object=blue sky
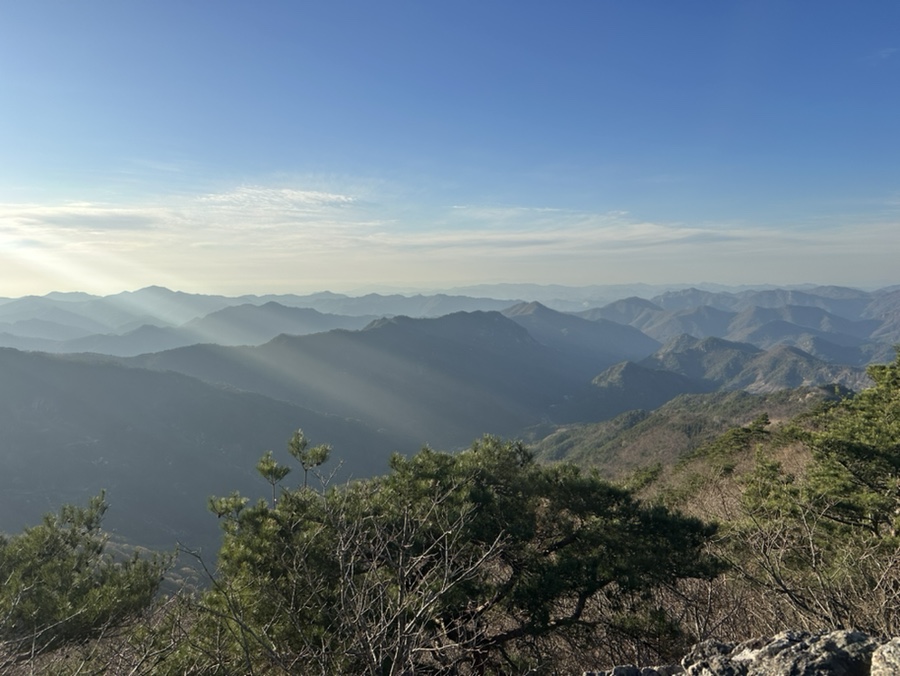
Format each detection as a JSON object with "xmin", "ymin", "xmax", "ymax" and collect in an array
[{"xmin": 1, "ymin": 1, "xmax": 898, "ymax": 296}]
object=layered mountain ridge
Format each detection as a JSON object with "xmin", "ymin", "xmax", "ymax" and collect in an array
[{"xmin": 0, "ymin": 283, "xmax": 896, "ymax": 552}]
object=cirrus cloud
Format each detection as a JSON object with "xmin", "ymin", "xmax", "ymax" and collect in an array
[{"xmin": 0, "ymin": 182, "xmax": 898, "ymax": 295}]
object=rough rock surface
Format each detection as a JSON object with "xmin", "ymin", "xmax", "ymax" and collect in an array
[
  {"xmin": 584, "ymin": 666, "xmax": 683, "ymax": 676},
  {"xmin": 586, "ymin": 630, "xmax": 900, "ymax": 676},
  {"xmin": 682, "ymin": 630, "xmax": 878, "ymax": 675},
  {"xmin": 872, "ymin": 638, "xmax": 900, "ymax": 676}
]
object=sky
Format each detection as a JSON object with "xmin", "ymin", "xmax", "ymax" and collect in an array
[{"xmin": 1, "ymin": 1, "xmax": 898, "ymax": 297}]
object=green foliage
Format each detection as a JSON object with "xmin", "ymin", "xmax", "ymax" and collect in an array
[
  {"xmin": 690, "ymin": 413, "xmax": 770, "ymax": 463},
  {"xmin": 256, "ymin": 450, "xmax": 291, "ymax": 503},
  {"xmin": 803, "ymin": 352, "xmax": 900, "ymax": 537},
  {"xmin": 287, "ymin": 428, "xmax": 331, "ymax": 487},
  {"xmin": 623, "ymin": 462, "xmax": 664, "ymax": 492},
  {"xmin": 720, "ymin": 350, "xmax": 900, "ymax": 634},
  {"xmin": 179, "ymin": 436, "xmax": 720, "ymax": 674},
  {"xmin": 532, "ymin": 388, "xmax": 831, "ymax": 480},
  {"xmin": 0, "ymin": 494, "xmax": 166, "ymax": 664}
]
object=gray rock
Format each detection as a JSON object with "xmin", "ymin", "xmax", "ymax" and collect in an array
[
  {"xmin": 601, "ymin": 630, "xmax": 900, "ymax": 676},
  {"xmin": 582, "ymin": 665, "xmax": 684, "ymax": 676},
  {"xmin": 681, "ymin": 630, "xmax": 879, "ymax": 675},
  {"xmin": 872, "ymin": 638, "xmax": 900, "ymax": 676},
  {"xmin": 643, "ymin": 667, "xmax": 684, "ymax": 676},
  {"xmin": 682, "ymin": 639, "xmax": 745, "ymax": 675},
  {"xmin": 745, "ymin": 630, "xmax": 877, "ymax": 675},
  {"xmin": 582, "ymin": 667, "xmax": 642, "ymax": 676}
]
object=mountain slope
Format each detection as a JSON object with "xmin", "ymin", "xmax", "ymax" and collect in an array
[
  {"xmin": 641, "ymin": 336, "xmax": 764, "ymax": 383},
  {"xmin": 0, "ymin": 303, "xmax": 376, "ymax": 357},
  {"xmin": 128, "ymin": 311, "xmax": 584, "ymax": 449},
  {"xmin": 502, "ymin": 301, "xmax": 659, "ymax": 372},
  {"xmin": 532, "ymin": 386, "xmax": 842, "ymax": 478},
  {"xmin": 577, "ymin": 296, "xmax": 663, "ymax": 325},
  {"xmin": 550, "ymin": 337, "xmax": 870, "ymax": 427},
  {"xmin": 0, "ymin": 348, "xmax": 405, "ymax": 553},
  {"xmin": 640, "ymin": 336, "xmax": 870, "ymax": 392},
  {"xmin": 181, "ymin": 301, "xmax": 372, "ymax": 344},
  {"xmin": 727, "ymin": 305, "xmax": 879, "ymax": 340},
  {"xmin": 635, "ymin": 305, "xmax": 736, "ymax": 342},
  {"xmin": 550, "ymin": 361, "xmax": 712, "ymax": 424},
  {"xmin": 259, "ymin": 292, "xmax": 519, "ymax": 317}
]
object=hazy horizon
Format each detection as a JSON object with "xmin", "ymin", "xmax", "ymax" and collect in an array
[
  {"xmin": 2, "ymin": 280, "xmax": 897, "ymax": 306},
  {"xmin": 2, "ymin": 2, "xmax": 899, "ymax": 297}
]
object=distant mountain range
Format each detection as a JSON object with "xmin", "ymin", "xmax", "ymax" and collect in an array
[
  {"xmin": 1, "ymin": 284, "xmax": 898, "ymax": 361},
  {"xmin": 502, "ymin": 301, "xmax": 660, "ymax": 374},
  {"xmin": 125, "ymin": 310, "xmax": 587, "ymax": 449},
  {"xmin": 0, "ymin": 283, "xmax": 896, "ymax": 553},
  {"xmin": 580, "ymin": 289, "xmax": 899, "ymax": 366},
  {"xmin": 117, "ymin": 306, "xmax": 870, "ymax": 446},
  {"xmin": 0, "ymin": 303, "xmax": 375, "ymax": 357}
]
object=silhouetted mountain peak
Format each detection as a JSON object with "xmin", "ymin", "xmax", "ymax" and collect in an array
[
  {"xmin": 595, "ymin": 360, "xmax": 644, "ymax": 382},
  {"xmin": 501, "ymin": 301, "xmax": 552, "ymax": 317},
  {"xmin": 590, "ymin": 360, "xmax": 708, "ymax": 397},
  {"xmin": 657, "ymin": 334, "xmax": 760, "ymax": 356},
  {"xmin": 657, "ymin": 334, "xmax": 701, "ymax": 353},
  {"xmin": 607, "ymin": 296, "xmax": 662, "ymax": 311},
  {"xmin": 363, "ymin": 310, "xmax": 537, "ymax": 347}
]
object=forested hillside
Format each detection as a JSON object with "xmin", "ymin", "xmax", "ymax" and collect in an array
[
  {"xmin": 2, "ymin": 351, "xmax": 899, "ymax": 673},
  {"xmin": 0, "ymin": 348, "xmax": 405, "ymax": 553},
  {"xmin": 532, "ymin": 386, "xmax": 843, "ymax": 477}
]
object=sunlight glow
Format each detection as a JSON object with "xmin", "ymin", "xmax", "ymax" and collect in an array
[{"xmin": 2, "ymin": 188, "xmax": 898, "ymax": 296}]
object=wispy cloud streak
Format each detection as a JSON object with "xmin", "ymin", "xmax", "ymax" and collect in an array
[{"xmin": 0, "ymin": 183, "xmax": 898, "ymax": 295}]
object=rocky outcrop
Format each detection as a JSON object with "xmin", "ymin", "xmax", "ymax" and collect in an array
[
  {"xmin": 682, "ymin": 630, "xmax": 878, "ymax": 675},
  {"xmin": 872, "ymin": 639, "xmax": 900, "ymax": 674},
  {"xmin": 585, "ymin": 630, "xmax": 900, "ymax": 676}
]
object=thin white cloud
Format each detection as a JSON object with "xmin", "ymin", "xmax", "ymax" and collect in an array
[
  {"xmin": 0, "ymin": 183, "xmax": 898, "ymax": 295},
  {"xmin": 196, "ymin": 185, "xmax": 355, "ymax": 209},
  {"xmin": 862, "ymin": 47, "xmax": 898, "ymax": 65},
  {"xmin": 0, "ymin": 202, "xmax": 157, "ymax": 230}
]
